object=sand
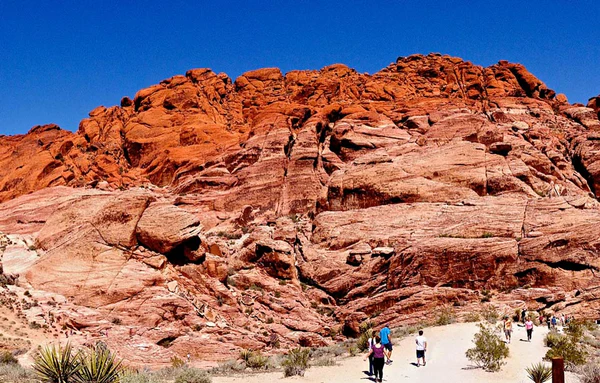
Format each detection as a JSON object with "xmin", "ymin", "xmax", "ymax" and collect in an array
[{"xmin": 214, "ymin": 322, "xmax": 578, "ymax": 383}]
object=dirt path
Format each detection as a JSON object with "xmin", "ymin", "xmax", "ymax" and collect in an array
[{"xmin": 214, "ymin": 322, "xmax": 578, "ymax": 383}]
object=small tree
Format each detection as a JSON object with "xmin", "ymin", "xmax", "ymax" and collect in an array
[{"xmin": 465, "ymin": 323, "xmax": 509, "ymax": 371}]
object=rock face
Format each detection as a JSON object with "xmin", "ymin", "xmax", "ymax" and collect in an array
[{"xmin": 1, "ymin": 53, "xmax": 600, "ymax": 367}]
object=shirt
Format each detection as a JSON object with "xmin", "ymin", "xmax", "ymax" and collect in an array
[
  {"xmin": 504, "ymin": 321, "xmax": 512, "ymax": 330},
  {"xmin": 372, "ymin": 344, "xmax": 386, "ymax": 359},
  {"xmin": 416, "ymin": 335, "xmax": 427, "ymax": 351},
  {"xmin": 525, "ymin": 321, "xmax": 534, "ymax": 330},
  {"xmin": 380, "ymin": 327, "xmax": 391, "ymax": 345}
]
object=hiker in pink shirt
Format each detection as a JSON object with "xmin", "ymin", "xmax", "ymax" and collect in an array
[{"xmin": 525, "ymin": 317, "xmax": 534, "ymax": 342}]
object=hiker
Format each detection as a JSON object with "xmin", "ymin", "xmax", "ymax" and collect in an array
[
  {"xmin": 551, "ymin": 315, "xmax": 557, "ymax": 329},
  {"xmin": 503, "ymin": 316, "xmax": 513, "ymax": 343},
  {"xmin": 364, "ymin": 335, "xmax": 387, "ymax": 383},
  {"xmin": 560, "ymin": 313, "xmax": 566, "ymax": 326},
  {"xmin": 416, "ymin": 330, "xmax": 427, "ymax": 367},
  {"xmin": 380, "ymin": 325, "xmax": 393, "ymax": 364},
  {"xmin": 521, "ymin": 308, "xmax": 526, "ymax": 323},
  {"xmin": 525, "ymin": 317, "xmax": 534, "ymax": 341},
  {"xmin": 547, "ymin": 315, "xmax": 552, "ymax": 330},
  {"xmin": 367, "ymin": 332, "xmax": 375, "ymax": 376}
]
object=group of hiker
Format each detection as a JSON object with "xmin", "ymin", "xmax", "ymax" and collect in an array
[
  {"xmin": 364, "ymin": 326, "xmax": 427, "ymax": 382},
  {"xmin": 503, "ymin": 309, "xmax": 573, "ymax": 344}
]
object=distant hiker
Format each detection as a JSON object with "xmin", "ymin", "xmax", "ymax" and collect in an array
[
  {"xmin": 503, "ymin": 317, "xmax": 512, "ymax": 343},
  {"xmin": 551, "ymin": 315, "xmax": 557, "ymax": 329},
  {"xmin": 367, "ymin": 333, "xmax": 375, "ymax": 376},
  {"xmin": 364, "ymin": 335, "xmax": 387, "ymax": 383},
  {"xmin": 379, "ymin": 326, "xmax": 393, "ymax": 364},
  {"xmin": 416, "ymin": 330, "xmax": 428, "ymax": 367},
  {"xmin": 525, "ymin": 318, "xmax": 534, "ymax": 341},
  {"xmin": 560, "ymin": 313, "xmax": 566, "ymax": 326},
  {"xmin": 547, "ymin": 315, "xmax": 552, "ymax": 330},
  {"xmin": 521, "ymin": 308, "xmax": 526, "ymax": 323}
]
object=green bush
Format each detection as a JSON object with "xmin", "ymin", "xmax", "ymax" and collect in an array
[
  {"xmin": 465, "ymin": 323, "xmax": 509, "ymax": 371},
  {"xmin": 174, "ymin": 368, "xmax": 212, "ymax": 383},
  {"xmin": 0, "ymin": 350, "xmax": 18, "ymax": 365},
  {"xmin": 544, "ymin": 336, "xmax": 587, "ymax": 369},
  {"xmin": 34, "ymin": 343, "xmax": 81, "ymax": 383},
  {"xmin": 435, "ymin": 306, "xmax": 455, "ymax": 326},
  {"xmin": 525, "ymin": 362, "xmax": 552, "ymax": 383},
  {"xmin": 171, "ymin": 356, "xmax": 186, "ymax": 368},
  {"xmin": 464, "ymin": 312, "xmax": 481, "ymax": 323},
  {"xmin": 282, "ymin": 348, "xmax": 310, "ymax": 377},
  {"xmin": 74, "ymin": 344, "xmax": 123, "ymax": 383},
  {"xmin": 356, "ymin": 329, "xmax": 374, "ymax": 352},
  {"xmin": 544, "ymin": 330, "xmax": 562, "ymax": 348},
  {"xmin": 245, "ymin": 352, "xmax": 268, "ymax": 369}
]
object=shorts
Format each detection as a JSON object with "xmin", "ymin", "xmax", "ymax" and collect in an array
[
  {"xmin": 504, "ymin": 330, "xmax": 512, "ymax": 337},
  {"xmin": 383, "ymin": 342, "xmax": 393, "ymax": 351},
  {"xmin": 416, "ymin": 350, "xmax": 425, "ymax": 358}
]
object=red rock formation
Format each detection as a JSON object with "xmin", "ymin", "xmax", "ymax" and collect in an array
[{"xmin": 0, "ymin": 53, "xmax": 600, "ymax": 366}]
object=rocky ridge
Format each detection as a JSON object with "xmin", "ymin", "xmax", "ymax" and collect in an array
[{"xmin": 1, "ymin": 54, "xmax": 600, "ymax": 367}]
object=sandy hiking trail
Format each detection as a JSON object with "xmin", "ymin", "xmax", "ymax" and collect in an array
[{"xmin": 214, "ymin": 322, "xmax": 578, "ymax": 383}]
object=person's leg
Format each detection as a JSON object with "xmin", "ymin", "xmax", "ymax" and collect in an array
[
  {"xmin": 369, "ymin": 355, "xmax": 374, "ymax": 376},
  {"xmin": 374, "ymin": 358, "xmax": 384, "ymax": 381},
  {"xmin": 423, "ymin": 351, "xmax": 426, "ymax": 366}
]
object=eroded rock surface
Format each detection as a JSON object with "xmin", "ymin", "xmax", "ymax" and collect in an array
[{"xmin": 1, "ymin": 54, "xmax": 600, "ymax": 367}]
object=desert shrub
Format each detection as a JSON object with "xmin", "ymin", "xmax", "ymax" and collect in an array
[
  {"xmin": 246, "ymin": 352, "xmax": 268, "ymax": 369},
  {"xmin": 34, "ymin": 343, "xmax": 81, "ymax": 383},
  {"xmin": 465, "ymin": 323, "xmax": 509, "ymax": 371},
  {"xmin": 435, "ymin": 306, "xmax": 455, "ymax": 326},
  {"xmin": 578, "ymin": 363, "xmax": 600, "ymax": 383},
  {"xmin": 357, "ymin": 329, "xmax": 374, "ymax": 352},
  {"xmin": 310, "ymin": 356, "xmax": 336, "ymax": 367},
  {"xmin": 544, "ymin": 330, "xmax": 562, "ymax": 348},
  {"xmin": 525, "ymin": 362, "xmax": 552, "ymax": 383},
  {"xmin": 565, "ymin": 319, "xmax": 589, "ymax": 342},
  {"xmin": 238, "ymin": 349, "xmax": 269, "ymax": 369},
  {"xmin": 0, "ymin": 350, "xmax": 18, "ymax": 365},
  {"xmin": 0, "ymin": 363, "xmax": 38, "ymax": 383},
  {"xmin": 210, "ymin": 359, "xmax": 245, "ymax": 375},
  {"xmin": 174, "ymin": 368, "xmax": 211, "ymax": 383},
  {"xmin": 480, "ymin": 289, "xmax": 492, "ymax": 303},
  {"xmin": 544, "ymin": 335, "xmax": 587, "ymax": 369},
  {"xmin": 464, "ymin": 312, "xmax": 481, "ymax": 323},
  {"xmin": 171, "ymin": 356, "xmax": 186, "ymax": 368},
  {"xmin": 119, "ymin": 370, "xmax": 161, "ymax": 383},
  {"xmin": 481, "ymin": 304, "xmax": 499, "ymax": 324},
  {"xmin": 74, "ymin": 343, "xmax": 123, "ymax": 383},
  {"xmin": 282, "ymin": 348, "xmax": 310, "ymax": 377}
]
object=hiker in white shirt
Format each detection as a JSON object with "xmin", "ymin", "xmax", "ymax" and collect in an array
[{"xmin": 416, "ymin": 330, "xmax": 427, "ymax": 367}]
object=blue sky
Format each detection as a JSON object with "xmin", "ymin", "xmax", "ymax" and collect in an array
[{"xmin": 1, "ymin": 1, "xmax": 599, "ymax": 135}]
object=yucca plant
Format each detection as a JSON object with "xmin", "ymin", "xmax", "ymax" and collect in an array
[
  {"xmin": 74, "ymin": 344, "xmax": 123, "ymax": 383},
  {"xmin": 34, "ymin": 343, "xmax": 80, "ymax": 383},
  {"xmin": 282, "ymin": 347, "xmax": 310, "ymax": 377},
  {"xmin": 526, "ymin": 362, "xmax": 552, "ymax": 383}
]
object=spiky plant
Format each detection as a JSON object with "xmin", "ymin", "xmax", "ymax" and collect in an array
[
  {"xmin": 34, "ymin": 343, "xmax": 80, "ymax": 383},
  {"xmin": 526, "ymin": 362, "xmax": 552, "ymax": 383},
  {"xmin": 282, "ymin": 347, "xmax": 310, "ymax": 377},
  {"xmin": 74, "ymin": 344, "xmax": 123, "ymax": 383}
]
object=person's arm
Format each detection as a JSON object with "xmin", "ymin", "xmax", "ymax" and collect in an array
[
  {"xmin": 424, "ymin": 340, "xmax": 428, "ymax": 350},
  {"xmin": 364, "ymin": 347, "xmax": 373, "ymax": 361}
]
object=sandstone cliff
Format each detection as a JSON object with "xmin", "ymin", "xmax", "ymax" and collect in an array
[{"xmin": 0, "ymin": 54, "xmax": 600, "ymax": 366}]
